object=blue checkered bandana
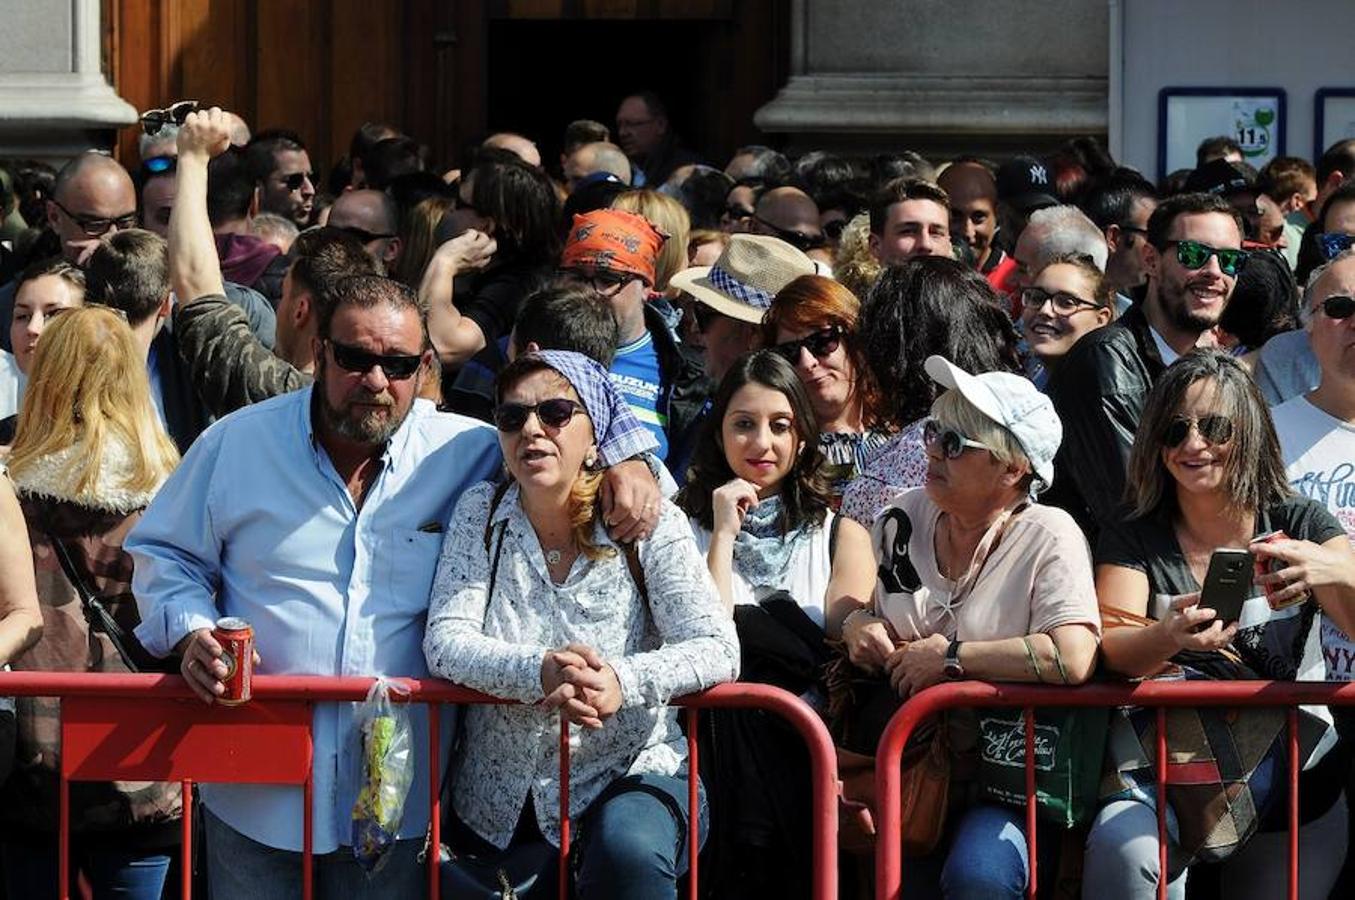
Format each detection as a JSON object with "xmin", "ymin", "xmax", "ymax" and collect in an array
[
  {"xmin": 531, "ymin": 350, "xmax": 658, "ymax": 466},
  {"xmin": 707, "ymin": 263, "xmax": 775, "ymax": 311}
]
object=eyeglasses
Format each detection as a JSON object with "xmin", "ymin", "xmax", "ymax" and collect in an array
[
  {"xmin": 922, "ymin": 418, "xmax": 995, "ymax": 459},
  {"xmin": 51, "ymin": 199, "xmax": 138, "ymax": 237},
  {"xmin": 772, "ymin": 326, "xmax": 843, "ymax": 363},
  {"xmin": 1018, "ymin": 286, "xmax": 1104, "ymax": 316},
  {"xmin": 752, "ymin": 215, "xmax": 826, "ymax": 252},
  {"xmin": 339, "ymin": 225, "xmax": 395, "ymax": 244},
  {"xmin": 493, "ymin": 398, "xmax": 586, "ymax": 433},
  {"xmin": 281, "ymin": 171, "xmax": 316, "ymax": 192},
  {"xmin": 692, "ymin": 302, "xmax": 721, "ymax": 333},
  {"xmin": 1319, "ymin": 232, "xmax": 1355, "ymax": 262},
  {"xmin": 1163, "ymin": 239, "xmax": 1250, "ymax": 277},
  {"xmin": 561, "ymin": 267, "xmax": 637, "ymax": 297},
  {"xmin": 141, "ymin": 155, "xmax": 177, "ymax": 177},
  {"xmin": 326, "ymin": 339, "xmax": 424, "ymax": 380},
  {"xmin": 723, "ymin": 204, "xmax": 754, "ymax": 223},
  {"xmin": 140, "ymin": 100, "xmax": 198, "ymax": 136},
  {"xmin": 1320, "ymin": 294, "xmax": 1355, "ymax": 320},
  {"xmin": 1164, "ymin": 414, "xmax": 1234, "ymax": 448}
]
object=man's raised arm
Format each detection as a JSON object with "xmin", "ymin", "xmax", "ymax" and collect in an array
[{"xmin": 170, "ymin": 106, "xmax": 231, "ymax": 303}]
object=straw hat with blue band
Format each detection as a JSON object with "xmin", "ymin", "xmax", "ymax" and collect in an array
[{"xmin": 669, "ymin": 233, "xmax": 816, "ymax": 325}]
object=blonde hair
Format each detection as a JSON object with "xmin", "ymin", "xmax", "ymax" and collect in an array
[
  {"xmin": 834, "ymin": 212, "xmax": 882, "ymax": 300},
  {"xmin": 611, "ymin": 189, "xmax": 690, "ymax": 292},
  {"xmin": 930, "ymin": 388, "xmax": 1030, "ymax": 475},
  {"xmin": 9, "ymin": 307, "xmax": 179, "ymax": 496}
]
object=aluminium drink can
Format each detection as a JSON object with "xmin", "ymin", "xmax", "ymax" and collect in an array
[
  {"xmin": 1252, "ymin": 530, "xmax": 1309, "ymax": 611},
  {"xmin": 212, "ymin": 617, "xmax": 254, "ymax": 705}
]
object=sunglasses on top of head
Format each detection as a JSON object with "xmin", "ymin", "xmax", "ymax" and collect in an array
[
  {"xmin": 1163, "ymin": 414, "xmax": 1234, "ymax": 448},
  {"xmin": 771, "ymin": 326, "xmax": 843, "ymax": 363},
  {"xmin": 1162, "ymin": 239, "xmax": 1250, "ymax": 277},
  {"xmin": 922, "ymin": 418, "xmax": 995, "ymax": 460},
  {"xmin": 326, "ymin": 340, "xmax": 424, "ymax": 380},
  {"xmin": 493, "ymin": 398, "xmax": 586, "ymax": 433},
  {"xmin": 140, "ymin": 100, "xmax": 199, "ymax": 136}
]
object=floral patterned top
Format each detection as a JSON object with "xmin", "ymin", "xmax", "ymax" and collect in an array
[
  {"xmin": 839, "ymin": 418, "xmax": 930, "ymax": 528},
  {"xmin": 423, "ymin": 481, "xmax": 739, "ymax": 849}
]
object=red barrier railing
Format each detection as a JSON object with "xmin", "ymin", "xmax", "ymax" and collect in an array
[
  {"xmin": 0, "ymin": 672, "xmax": 838, "ymax": 900},
  {"xmin": 874, "ymin": 680, "xmax": 1355, "ymax": 900}
]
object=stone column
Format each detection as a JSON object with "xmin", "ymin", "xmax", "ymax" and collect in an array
[
  {"xmin": 0, "ymin": 0, "xmax": 138, "ymax": 163},
  {"xmin": 755, "ymin": 0, "xmax": 1109, "ymax": 159}
]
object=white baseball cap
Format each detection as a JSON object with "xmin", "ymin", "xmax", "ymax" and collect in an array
[{"xmin": 923, "ymin": 355, "xmax": 1063, "ymax": 492}]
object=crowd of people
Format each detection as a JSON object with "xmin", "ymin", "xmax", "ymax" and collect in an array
[{"xmin": 0, "ymin": 87, "xmax": 1354, "ymax": 899}]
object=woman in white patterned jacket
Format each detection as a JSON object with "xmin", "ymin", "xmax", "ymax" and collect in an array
[{"xmin": 424, "ymin": 349, "xmax": 739, "ymax": 900}]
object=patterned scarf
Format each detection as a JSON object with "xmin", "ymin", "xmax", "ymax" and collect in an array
[{"xmin": 730, "ymin": 495, "xmax": 815, "ymax": 588}]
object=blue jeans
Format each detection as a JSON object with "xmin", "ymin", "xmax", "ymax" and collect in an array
[
  {"xmin": 899, "ymin": 804, "xmax": 1060, "ymax": 900},
  {"xmin": 203, "ymin": 807, "xmax": 425, "ymax": 900},
  {"xmin": 1, "ymin": 838, "xmax": 173, "ymax": 900},
  {"xmin": 574, "ymin": 771, "xmax": 708, "ymax": 900}
]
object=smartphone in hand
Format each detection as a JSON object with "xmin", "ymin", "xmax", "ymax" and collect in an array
[{"xmin": 1199, "ymin": 548, "xmax": 1254, "ymax": 625}]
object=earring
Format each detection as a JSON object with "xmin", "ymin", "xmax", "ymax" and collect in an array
[{"xmin": 585, "ymin": 450, "xmax": 599, "ymax": 469}]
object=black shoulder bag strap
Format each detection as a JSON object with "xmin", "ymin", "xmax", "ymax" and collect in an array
[{"xmin": 43, "ymin": 527, "xmax": 147, "ymax": 673}]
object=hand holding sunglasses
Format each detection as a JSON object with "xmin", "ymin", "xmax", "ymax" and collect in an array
[{"xmin": 140, "ymin": 100, "xmax": 199, "ymax": 136}]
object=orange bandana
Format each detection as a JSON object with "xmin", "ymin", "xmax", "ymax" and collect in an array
[{"xmin": 560, "ymin": 209, "xmax": 665, "ymax": 286}]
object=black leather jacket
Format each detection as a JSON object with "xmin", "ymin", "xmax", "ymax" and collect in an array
[{"xmin": 1045, "ymin": 303, "xmax": 1168, "ymax": 536}]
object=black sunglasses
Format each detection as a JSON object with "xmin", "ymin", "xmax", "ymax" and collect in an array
[
  {"xmin": 1164, "ymin": 239, "xmax": 1250, "ymax": 277},
  {"xmin": 493, "ymin": 398, "xmax": 586, "ymax": 433},
  {"xmin": 922, "ymin": 418, "xmax": 995, "ymax": 459},
  {"xmin": 772, "ymin": 326, "xmax": 842, "ymax": 363},
  {"xmin": 822, "ymin": 218, "xmax": 849, "ymax": 242},
  {"xmin": 281, "ymin": 171, "xmax": 316, "ymax": 192},
  {"xmin": 1321, "ymin": 294, "xmax": 1355, "ymax": 320},
  {"xmin": 140, "ymin": 100, "xmax": 199, "ymax": 136},
  {"xmin": 1018, "ymin": 286, "xmax": 1103, "ymax": 316},
  {"xmin": 51, "ymin": 199, "xmax": 138, "ymax": 237},
  {"xmin": 1164, "ymin": 414, "xmax": 1234, "ymax": 448},
  {"xmin": 327, "ymin": 339, "xmax": 423, "ymax": 380},
  {"xmin": 339, "ymin": 225, "xmax": 396, "ymax": 244},
  {"xmin": 753, "ymin": 215, "xmax": 826, "ymax": 252},
  {"xmin": 723, "ymin": 204, "xmax": 754, "ymax": 222}
]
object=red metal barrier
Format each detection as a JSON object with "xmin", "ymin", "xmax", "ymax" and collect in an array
[
  {"xmin": 874, "ymin": 679, "xmax": 1355, "ymax": 900},
  {"xmin": 0, "ymin": 672, "xmax": 838, "ymax": 900}
]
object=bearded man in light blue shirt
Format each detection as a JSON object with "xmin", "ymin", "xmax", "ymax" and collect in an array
[{"xmin": 128, "ymin": 272, "xmax": 501, "ymax": 898}]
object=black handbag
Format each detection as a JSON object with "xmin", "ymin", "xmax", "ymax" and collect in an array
[{"xmin": 44, "ymin": 526, "xmax": 176, "ymax": 674}]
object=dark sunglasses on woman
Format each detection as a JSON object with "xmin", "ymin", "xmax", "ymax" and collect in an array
[
  {"xmin": 493, "ymin": 398, "xmax": 586, "ymax": 433},
  {"xmin": 1018, "ymin": 286, "xmax": 1104, "ymax": 316},
  {"xmin": 772, "ymin": 326, "xmax": 842, "ymax": 363},
  {"xmin": 1164, "ymin": 414, "xmax": 1234, "ymax": 448},
  {"xmin": 326, "ymin": 340, "xmax": 423, "ymax": 380},
  {"xmin": 1164, "ymin": 239, "xmax": 1250, "ymax": 277},
  {"xmin": 922, "ymin": 418, "xmax": 995, "ymax": 459}
]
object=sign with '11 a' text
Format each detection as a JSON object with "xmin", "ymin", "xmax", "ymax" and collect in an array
[{"xmin": 1158, "ymin": 88, "xmax": 1287, "ymax": 178}]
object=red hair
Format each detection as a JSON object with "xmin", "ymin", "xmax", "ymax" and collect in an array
[{"xmin": 761, "ymin": 274, "xmax": 884, "ymax": 430}]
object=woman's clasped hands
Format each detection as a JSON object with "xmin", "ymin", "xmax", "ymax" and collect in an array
[{"xmin": 540, "ymin": 642, "xmax": 623, "ymax": 730}]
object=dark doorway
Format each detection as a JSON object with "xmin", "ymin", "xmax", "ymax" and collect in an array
[{"xmin": 482, "ymin": 5, "xmax": 789, "ymax": 178}]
